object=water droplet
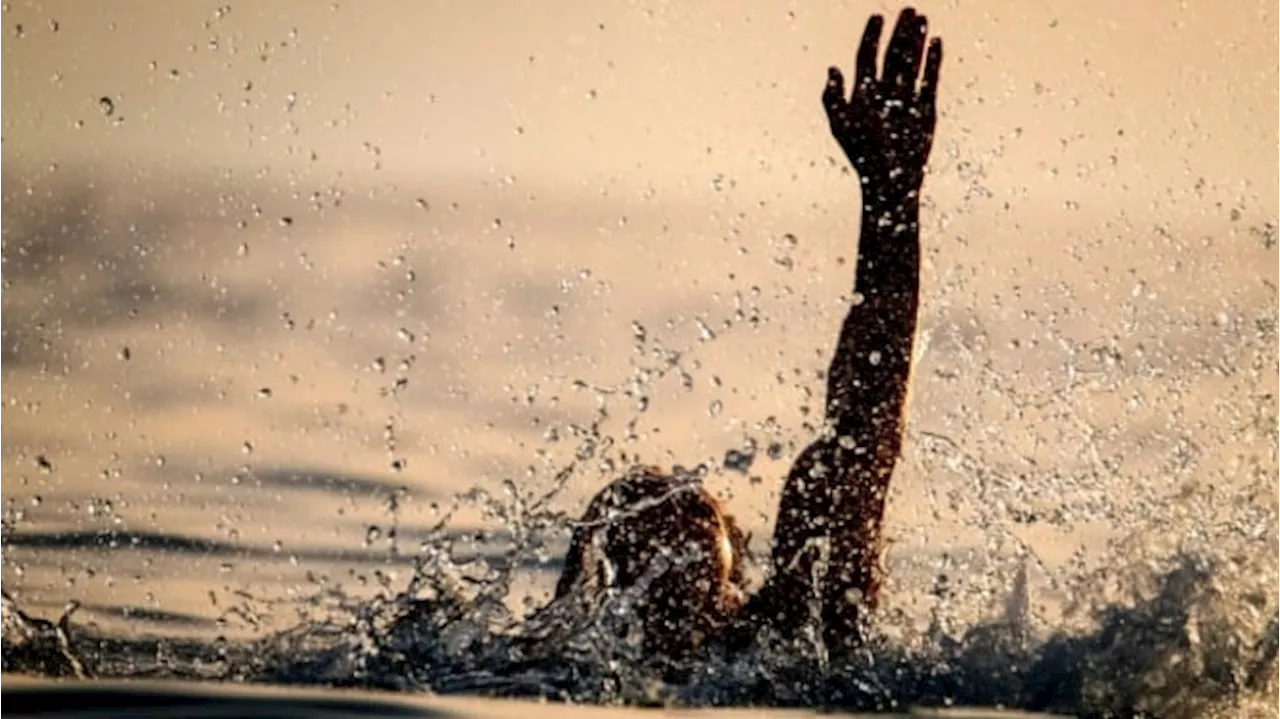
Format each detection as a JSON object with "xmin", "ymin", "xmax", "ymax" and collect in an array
[
  {"xmin": 708, "ymin": 400, "xmax": 723, "ymax": 418},
  {"xmin": 723, "ymin": 448, "xmax": 755, "ymax": 473},
  {"xmin": 117, "ymin": 346, "xmax": 132, "ymax": 361},
  {"xmin": 868, "ymin": 350, "xmax": 882, "ymax": 366}
]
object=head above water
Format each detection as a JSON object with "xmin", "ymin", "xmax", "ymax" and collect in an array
[{"xmin": 553, "ymin": 466, "xmax": 750, "ymax": 656}]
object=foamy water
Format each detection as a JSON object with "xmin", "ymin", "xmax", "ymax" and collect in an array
[{"xmin": 4, "ymin": 507, "xmax": 1277, "ymax": 716}]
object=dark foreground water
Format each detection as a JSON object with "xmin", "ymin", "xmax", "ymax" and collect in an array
[{"xmin": 4, "ymin": 508, "xmax": 1276, "ymax": 718}]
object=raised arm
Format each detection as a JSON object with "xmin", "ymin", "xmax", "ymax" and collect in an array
[{"xmin": 759, "ymin": 8, "xmax": 942, "ymax": 655}]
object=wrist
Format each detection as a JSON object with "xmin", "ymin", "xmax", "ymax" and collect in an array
[{"xmin": 860, "ymin": 185, "xmax": 920, "ymax": 222}]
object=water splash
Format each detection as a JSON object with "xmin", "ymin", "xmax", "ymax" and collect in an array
[
  {"xmin": 2, "ymin": 219, "xmax": 1276, "ymax": 717},
  {"xmin": 4, "ymin": 487, "xmax": 1276, "ymax": 717}
]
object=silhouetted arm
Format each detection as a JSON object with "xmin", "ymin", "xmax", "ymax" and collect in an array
[{"xmin": 758, "ymin": 8, "xmax": 942, "ymax": 654}]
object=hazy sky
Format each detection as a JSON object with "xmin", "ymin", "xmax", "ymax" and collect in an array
[{"xmin": 3, "ymin": 1, "xmax": 1276, "ymax": 224}]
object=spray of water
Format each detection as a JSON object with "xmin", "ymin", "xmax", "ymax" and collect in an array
[{"xmin": 3, "ymin": 291, "xmax": 1276, "ymax": 718}]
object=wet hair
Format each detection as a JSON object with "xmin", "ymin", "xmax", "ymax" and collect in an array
[{"xmin": 553, "ymin": 466, "xmax": 749, "ymax": 656}]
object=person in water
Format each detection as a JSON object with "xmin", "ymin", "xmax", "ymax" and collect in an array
[{"xmin": 552, "ymin": 7, "xmax": 942, "ymax": 659}]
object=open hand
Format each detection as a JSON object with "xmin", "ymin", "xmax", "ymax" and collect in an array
[{"xmin": 823, "ymin": 8, "xmax": 942, "ymax": 202}]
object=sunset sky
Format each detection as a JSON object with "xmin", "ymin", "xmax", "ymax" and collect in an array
[{"xmin": 4, "ymin": 1, "xmax": 1276, "ymax": 224}]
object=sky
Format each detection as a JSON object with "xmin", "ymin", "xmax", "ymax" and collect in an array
[{"xmin": 3, "ymin": 0, "xmax": 1276, "ymax": 225}]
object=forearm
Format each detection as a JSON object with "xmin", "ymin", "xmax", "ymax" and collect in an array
[
  {"xmin": 825, "ymin": 187, "xmax": 921, "ymax": 440},
  {"xmin": 857, "ymin": 188, "xmax": 921, "ymax": 301}
]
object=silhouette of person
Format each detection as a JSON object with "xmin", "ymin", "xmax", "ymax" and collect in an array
[{"xmin": 551, "ymin": 7, "xmax": 943, "ymax": 660}]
